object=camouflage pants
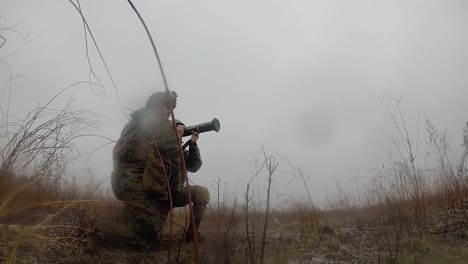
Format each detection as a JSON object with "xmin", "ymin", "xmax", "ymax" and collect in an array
[{"xmin": 112, "ymin": 184, "xmax": 210, "ymax": 246}]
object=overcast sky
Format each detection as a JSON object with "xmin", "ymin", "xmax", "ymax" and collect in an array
[{"xmin": 2, "ymin": 0, "xmax": 468, "ymax": 207}]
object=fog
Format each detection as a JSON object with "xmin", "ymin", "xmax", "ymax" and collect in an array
[{"xmin": 2, "ymin": 0, "xmax": 468, "ymax": 207}]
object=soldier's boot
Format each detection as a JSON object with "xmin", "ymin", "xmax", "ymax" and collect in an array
[
  {"xmin": 185, "ymin": 185, "xmax": 210, "ymax": 243},
  {"xmin": 132, "ymin": 213, "xmax": 169, "ymax": 249},
  {"xmin": 89, "ymin": 217, "xmax": 138, "ymax": 248},
  {"xmin": 185, "ymin": 204, "xmax": 207, "ymax": 242}
]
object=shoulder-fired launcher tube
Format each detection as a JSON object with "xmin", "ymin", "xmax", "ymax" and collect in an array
[{"xmin": 183, "ymin": 118, "xmax": 221, "ymax": 137}]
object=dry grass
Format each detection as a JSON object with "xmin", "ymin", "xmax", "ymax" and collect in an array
[{"xmin": 1, "ymin": 91, "xmax": 468, "ymax": 263}]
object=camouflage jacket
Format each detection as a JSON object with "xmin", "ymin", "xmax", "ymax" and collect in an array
[{"xmin": 111, "ymin": 108, "xmax": 202, "ymax": 200}]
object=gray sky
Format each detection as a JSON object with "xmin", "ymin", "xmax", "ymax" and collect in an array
[{"xmin": 2, "ymin": 0, "xmax": 468, "ymax": 207}]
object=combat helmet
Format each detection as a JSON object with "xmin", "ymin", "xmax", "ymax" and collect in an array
[{"xmin": 145, "ymin": 91, "xmax": 178, "ymax": 109}]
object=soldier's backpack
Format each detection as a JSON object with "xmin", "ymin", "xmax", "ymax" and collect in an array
[{"xmin": 112, "ymin": 110, "xmax": 170, "ymax": 198}]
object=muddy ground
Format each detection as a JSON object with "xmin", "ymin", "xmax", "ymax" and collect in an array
[{"xmin": 2, "ymin": 211, "xmax": 468, "ymax": 264}]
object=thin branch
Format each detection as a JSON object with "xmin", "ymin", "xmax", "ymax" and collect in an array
[
  {"xmin": 67, "ymin": 0, "xmax": 128, "ymax": 120},
  {"xmin": 0, "ymin": 34, "xmax": 6, "ymax": 49}
]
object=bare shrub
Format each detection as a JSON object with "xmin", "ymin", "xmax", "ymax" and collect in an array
[{"xmin": 0, "ymin": 83, "xmax": 106, "ymax": 261}]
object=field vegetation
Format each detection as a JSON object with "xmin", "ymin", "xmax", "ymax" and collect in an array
[{"xmin": 1, "ymin": 93, "xmax": 468, "ymax": 264}]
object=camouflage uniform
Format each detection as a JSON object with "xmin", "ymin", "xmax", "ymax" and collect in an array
[{"xmin": 110, "ymin": 91, "xmax": 210, "ymax": 246}]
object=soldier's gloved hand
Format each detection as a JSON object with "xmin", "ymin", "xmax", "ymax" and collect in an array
[
  {"xmin": 177, "ymin": 124, "xmax": 185, "ymax": 140},
  {"xmin": 190, "ymin": 131, "xmax": 199, "ymax": 144}
]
